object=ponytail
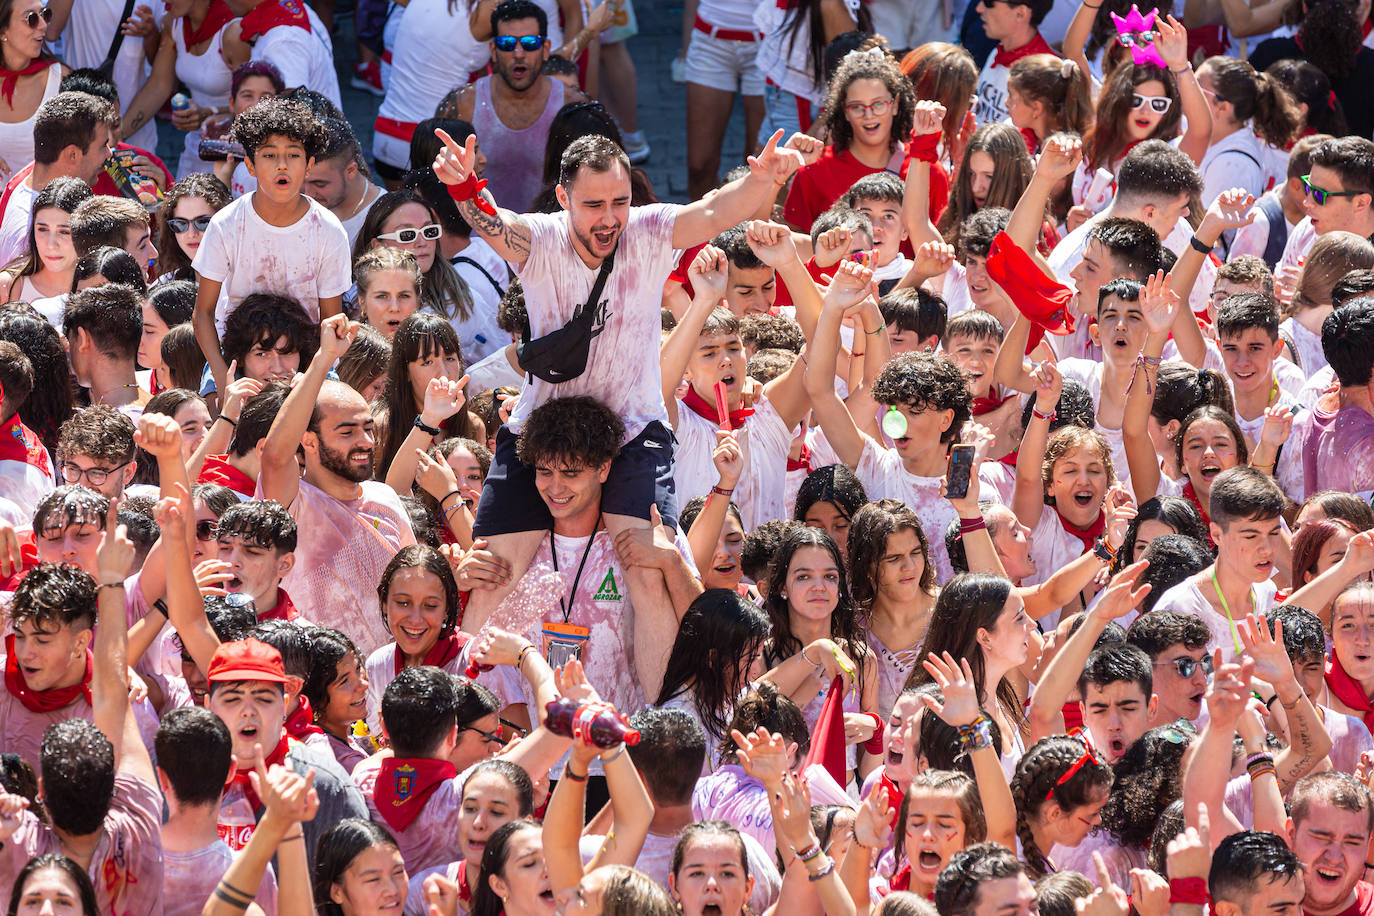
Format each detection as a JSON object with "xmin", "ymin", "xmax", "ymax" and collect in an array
[
  {"xmin": 1007, "ymin": 54, "xmax": 1095, "ymax": 139},
  {"xmin": 1250, "ymin": 73, "xmax": 1302, "ymax": 148}
]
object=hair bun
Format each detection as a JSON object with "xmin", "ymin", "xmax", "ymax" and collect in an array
[{"xmin": 1060, "ymin": 58, "xmax": 1077, "ymax": 79}]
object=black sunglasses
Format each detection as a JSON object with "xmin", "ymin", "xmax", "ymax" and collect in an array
[
  {"xmin": 23, "ymin": 7, "xmax": 52, "ymax": 28},
  {"xmin": 167, "ymin": 215, "xmax": 213, "ymax": 234},
  {"xmin": 1155, "ymin": 655, "xmax": 1213, "ymax": 678}
]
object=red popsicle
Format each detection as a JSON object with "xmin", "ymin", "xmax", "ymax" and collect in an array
[{"xmin": 714, "ymin": 380, "xmax": 731, "ymax": 432}]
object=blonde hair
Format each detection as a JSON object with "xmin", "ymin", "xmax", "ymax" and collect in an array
[
  {"xmin": 1291, "ymin": 231, "xmax": 1374, "ymax": 315},
  {"xmin": 353, "ymin": 246, "xmax": 423, "ymax": 300}
]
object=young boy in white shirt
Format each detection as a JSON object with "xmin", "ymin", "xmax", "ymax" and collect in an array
[{"xmin": 192, "ymin": 97, "xmax": 351, "ymax": 395}]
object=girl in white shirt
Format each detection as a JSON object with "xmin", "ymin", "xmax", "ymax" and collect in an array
[{"xmin": 1195, "ymin": 57, "xmax": 1302, "ymax": 205}]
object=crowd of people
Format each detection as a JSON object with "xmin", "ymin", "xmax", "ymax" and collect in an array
[{"xmin": 2, "ymin": 0, "xmax": 1374, "ymax": 913}]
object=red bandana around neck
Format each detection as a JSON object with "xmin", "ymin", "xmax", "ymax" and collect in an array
[
  {"xmin": 971, "ymin": 390, "xmax": 1008, "ymax": 416},
  {"xmin": 1182, "ymin": 481, "xmax": 1216, "ymax": 546},
  {"xmin": 183, "ymin": 0, "xmax": 236, "ymax": 47},
  {"xmin": 374, "ymin": 757, "xmax": 457, "ymax": 832},
  {"xmin": 0, "ymin": 58, "xmax": 53, "ymax": 108},
  {"xmin": 197, "ymin": 454, "xmax": 256, "ymax": 498},
  {"xmin": 3, "ymin": 634, "xmax": 93, "ymax": 713},
  {"xmin": 239, "ymin": 0, "xmax": 311, "ymax": 42},
  {"xmin": 1053, "ymin": 507, "xmax": 1105, "ymax": 554},
  {"xmin": 231, "ymin": 733, "xmax": 291, "ymax": 810},
  {"xmin": 284, "ymin": 695, "xmax": 324, "ymax": 739},
  {"xmin": 681, "ymin": 386, "xmax": 755, "ymax": 429},
  {"xmin": 1326, "ymin": 654, "xmax": 1374, "ymax": 734},
  {"xmin": 0, "ymin": 415, "xmax": 51, "ymax": 475},
  {"xmin": 259, "ymin": 588, "xmax": 300, "ymax": 623},
  {"xmin": 991, "ymin": 32, "xmax": 1053, "ymax": 68},
  {"xmin": 393, "ymin": 631, "xmax": 468, "ymax": 676}
]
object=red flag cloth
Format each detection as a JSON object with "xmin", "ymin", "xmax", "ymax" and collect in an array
[
  {"xmin": 803, "ymin": 675, "xmax": 849, "ymax": 786},
  {"xmin": 239, "ymin": 0, "xmax": 311, "ymax": 42},
  {"xmin": 374, "ymin": 757, "xmax": 457, "ymax": 832},
  {"xmin": 984, "ymin": 231, "xmax": 1076, "ymax": 352},
  {"xmin": 4, "ymin": 634, "xmax": 92, "ymax": 713}
]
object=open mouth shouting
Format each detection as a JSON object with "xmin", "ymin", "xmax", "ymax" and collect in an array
[
  {"xmin": 1072, "ymin": 487, "xmax": 1097, "ymax": 508},
  {"xmin": 1198, "ymin": 459, "xmax": 1223, "ymax": 481},
  {"xmin": 1111, "ymin": 332, "xmax": 1130, "ymax": 351},
  {"xmin": 914, "ymin": 845, "xmax": 945, "ymax": 876}
]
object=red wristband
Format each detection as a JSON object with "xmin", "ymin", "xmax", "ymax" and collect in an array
[
  {"xmin": 862, "ymin": 713, "xmax": 886, "ymax": 755},
  {"xmin": 445, "ymin": 172, "xmax": 498, "ymax": 216},
  {"xmin": 1168, "ymin": 877, "xmax": 1210, "ymax": 906},
  {"xmin": 908, "ymin": 131, "xmax": 941, "ymax": 164}
]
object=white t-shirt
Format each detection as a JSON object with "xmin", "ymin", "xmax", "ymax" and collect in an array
[
  {"xmin": 62, "ymin": 0, "xmax": 164, "ymax": 151},
  {"xmin": 192, "ymin": 194, "xmax": 352, "ymax": 334},
  {"xmin": 1275, "ymin": 216, "xmax": 1318, "ymax": 278},
  {"xmin": 1024, "ymin": 504, "xmax": 1096, "ymax": 631},
  {"xmin": 251, "ymin": 5, "xmax": 342, "ymax": 108},
  {"xmin": 1150, "ymin": 576, "xmax": 1278, "ymax": 660},
  {"xmin": 509, "ymin": 204, "xmax": 681, "ymax": 443},
  {"xmin": 0, "ymin": 180, "xmax": 37, "ymax": 266},
  {"xmin": 674, "ymin": 394, "xmax": 797, "ymax": 531},
  {"xmin": 1279, "ymin": 315, "xmax": 1326, "ymax": 378},
  {"xmin": 451, "ymin": 237, "xmax": 510, "ymax": 363},
  {"xmin": 1200, "ymin": 126, "xmax": 1269, "ymax": 207},
  {"xmin": 465, "ymin": 347, "xmax": 524, "ymax": 396},
  {"xmin": 1228, "ymin": 189, "xmax": 1297, "ymax": 264}
]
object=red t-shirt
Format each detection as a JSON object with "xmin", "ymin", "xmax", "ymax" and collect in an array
[
  {"xmin": 1307, "ymin": 881, "xmax": 1374, "ymax": 916},
  {"xmin": 92, "ymin": 143, "xmax": 174, "ymax": 199},
  {"xmin": 784, "ymin": 146, "xmax": 918, "ymax": 233}
]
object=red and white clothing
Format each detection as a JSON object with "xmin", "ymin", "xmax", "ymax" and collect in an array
[
  {"xmin": 270, "ymin": 479, "xmax": 416, "ymax": 656},
  {"xmin": 197, "ymin": 454, "xmax": 256, "ymax": 499},
  {"xmin": 362, "ymin": 638, "xmax": 467, "ymax": 734},
  {"xmin": 783, "ymin": 145, "xmax": 913, "ymax": 235},
  {"xmin": 974, "ymin": 33, "xmax": 1056, "ymax": 127},
  {"xmin": 0, "ymin": 164, "xmax": 37, "ymax": 266},
  {"xmin": 753, "ymin": 0, "xmax": 860, "ymax": 106},
  {"xmin": 674, "ymin": 393, "xmax": 797, "ymax": 531},
  {"xmin": 246, "ymin": 0, "xmax": 341, "ymax": 108},
  {"xmin": 1150, "ymin": 576, "xmax": 1279, "ymax": 660},
  {"xmin": 470, "ymin": 76, "xmax": 564, "ymax": 213},
  {"xmin": 1303, "ymin": 880, "xmax": 1374, "ymax": 916},
  {"xmin": 172, "ymin": 11, "xmax": 236, "ymax": 180},
  {"xmin": 509, "ymin": 204, "xmax": 681, "ymax": 445},
  {"xmin": 0, "ymin": 414, "xmax": 53, "ymax": 519},
  {"xmin": 1024, "ymin": 504, "xmax": 1099, "ymax": 631},
  {"xmin": 372, "ymin": 0, "xmax": 488, "ymax": 170},
  {"xmin": 0, "ymin": 63, "xmax": 60, "ymax": 185},
  {"xmin": 355, "ymin": 755, "xmax": 465, "ymax": 872}
]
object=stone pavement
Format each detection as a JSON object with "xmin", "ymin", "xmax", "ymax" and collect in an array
[{"xmin": 156, "ymin": 0, "xmax": 752, "ymax": 204}]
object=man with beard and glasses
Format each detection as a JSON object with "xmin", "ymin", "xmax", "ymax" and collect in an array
[
  {"xmin": 447, "ymin": 0, "xmax": 590, "ymax": 212},
  {"xmin": 258, "ymin": 315, "xmax": 414, "ymax": 654}
]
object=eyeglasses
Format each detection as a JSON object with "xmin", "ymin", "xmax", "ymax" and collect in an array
[
  {"xmin": 845, "ymin": 98, "xmax": 895, "ymax": 118},
  {"xmin": 1115, "ymin": 29, "xmax": 1157, "ymax": 48},
  {"xmin": 60, "ymin": 460, "xmax": 129, "ymax": 486},
  {"xmin": 376, "ymin": 224, "xmax": 441, "ymax": 244},
  {"xmin": 1301, "ymin": 174, "xmax": 1364, "ymax": 206},
  {"xmin": 1045, "ymin": 741, "xmax": 1099, "ymax": 802},
  {"xmin": 461, "ymin": 725, "xmax": 506, "ymax": 746},
  {"xmin": 24, "ymin": 7, "xmax": 52, "ymax": 28},
  {"xmin": 493, "ymin": 33, "xmax": 544, "ymax": 52},
  {"xmin": 1155, "ymin": 654, "xmax": 1213, "ymax": 678},
  {"xmin": 195, "ymin": 520, "xmax": 219, "ymax": 541},
  {"xmin": 167, "ymin": 215, "xmax": 212, "ymax": 234},
  {"xmin": 1131, "ymin": 94, "xmax": 1172, "ymax": 114}
]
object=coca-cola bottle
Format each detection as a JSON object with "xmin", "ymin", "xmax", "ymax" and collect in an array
[
  {"xmin": 544, "ymin": 697, "xmax": 641, "ymax": 747},
  {"xmin": 199, "ymin": 138, "xmax": 246, "ymax": 162}
]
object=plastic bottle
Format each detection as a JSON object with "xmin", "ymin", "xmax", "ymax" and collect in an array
[
  {"xmin": 544, "ymin": 697, "xmax": 641, "ymax": 747},
  {"xmin": 198, "ymin": 138, "xmax": 246, "ymax": 161},
  {"xmin": 171, "ymin": 92, "xmax": 190, "ymax": 113}
]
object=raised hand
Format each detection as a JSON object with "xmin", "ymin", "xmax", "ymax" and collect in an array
[
  {"xmin": 713, "ymin": 429, "xmax": 743, "ymax": 489},
  {"xmin": 432, "ymin": 129, "xmax": 478, "ymax": 187},
  {"xmin": 912, "ymin": 240, "xmax": 956, "ymax": 278},
  {"xmin": 193, "ymin": 558, "xmax": 234, "ymax": 597},
  {"xmin": 318, "ymin": 314, "xmax": 358, "ymax": 363},
  {"xmin": 1154, "ymin": 14, "xmax": 1190, "ymax": 70},
  {"xmin": 251, "ymin": 755, "xmax": 320, "ymax": 826},
  {"xmin": 136, "ymin": 412, "xmax": 184, "ymax": 460},
  {"xmin": 454, "ymin": 539, "xmax": 512, "ymax": 590},
  {"xmin": 1090, "ymin": 559, "xmax": 1152, "ymax": 622},
  {"xmin": 421, "ymin": 375, "xmax": 469, "ymax": 427},
  {"xmin": 414, "ymin": 448, "xmax": 461, "ymax": 501},
  {"xmin": 469, "ymin": 627, "xmax": 533, "ymax": 668},
  {"xmin": 220, "ymin": 363, "xmax": 264, "ymax": 419},
  {"xmin": 1031, "ymin": 358, "xmax": 1062, "ymax": 413},
  {"xmin": 688, "ymin": 244, "xmax": 729, "ymax": 303},
  {"xmin": 911, "ymin": 100, "xmax": 947, "ymax": 138},
  {"xmin": 1104, "ymin": 485, "xmax": 1136, "ymax": 551},
  {"xmin": 812, "ymin": 225, "xmax": 853, "ymax": 269},
  {"xmin": 1237, "ymin": 614, "xmax": 1296, "ymax": 689},
  {"xmin": 1139, "ymin": 269, "xmax": 1180, "ymax": 336},
  {"xmin": 823, "ymin": 259, "xmax": 876, "ymax": 312},
  {"xmin": 1037, "ymin": 135, "xmax": 1083, "ymax": 182},
  {"xmin": 1204, "ymin": 651, "xmax": 1255, "ymax": 728},
  {"xmin": 784, "ymin": 132, "xmax": 824, "ymax": 168},
  {"xmin": 773, "ymin": 771, "xmax": 818, "ymax": 853},
  {"xmin": 0, "ymin": 789, "xmax": 29, "ymax": 842},
  {"xmin": 731, "ymin": 726, "xmax": 794, "ymax": 789},
  {"xmin": 1257, "ymin": 404, "xmax": 1295, "ymax": 452},
  {"xmin": 748, "ymin": 129, "xmax": 805, "ymax": 186},
  {"xmin": 423, "ymin": 874, "xmax": 462, "ymax": 916},
  {"xmin": 154, "ymin": 482, "xmax": 192, "ymax": 539},
  {"xmin": 745, "ymin": 220, "xmax": 801, "ymax": 268},
  {"xmin": 554, "ymin": 657, "xmax": 604, "ymax": 707},
  {"xmin": 851, "ymin": 781, "xmax": 896, "ymax": 849},
  {"xmin": 1166, "ymin": 804, "xmax": 1212, "ymax": 880},
  {"xmin": 96, "ymin": 497, "xmax": 134, "ymax": 585},
  {"xmin": 1078, "ymin": 852, "xmax": 1131, "ymax": 916},
  {"xmin": 920, "ymin": 651, "xmax": 982, "ymax": 727},
  {"xmin": 1129, "ymin": 868, "xmax": 1169, "ymax": 916},
  {"xmin": 1201, "ymin": 188, "xmax": 1257, "ymax": 236},
  {"xmin": 612, "ymin": 504, "xmax": 674, "ymax": 572}
]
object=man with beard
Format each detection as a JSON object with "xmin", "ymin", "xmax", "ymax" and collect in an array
[
  {"xmin": 447, "ymin": 0, "xmax": 589, "ymax": 212},
  {"xmin": 1286, "ymin": 772, "xmax": 1374, "ymax": 916},
  {"xmin": 432, "ymin": 114, "xmax": 803, "ymax": 652},
  {"xmin": 258, "ymin": 314, "xmax": 415, "ymax": 654}
]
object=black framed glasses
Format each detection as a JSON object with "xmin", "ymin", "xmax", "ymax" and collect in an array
[
  {"xmin": 24, "ymin": 7, "xmax": 53, "ymax": 28},
  {"xmin": 1155, "ymin": 655, "xmax": 1213, "ymax": 678},
  {"xmin": 493, "ymin": 33, "xmax": 543, "ymax": 52},
  {"xmin": 1301, "ymin": 174, "xmax": 1364, "ymax": 206},
  {"xmin": 60, "ymin": 460, "xmax": 129, "ymax": 486},
  {"xmin": 167, "ymin": 215, "xmax": 212, "ymax": 234},
  {"xmin": 461, "ymin": 725, "xmax": 506, "ymax": 747}
]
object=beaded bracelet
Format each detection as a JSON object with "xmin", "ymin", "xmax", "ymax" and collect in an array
[
  {"xmin": 957, "ymin": 716, "xmax": 993, "ymax": 751},
  {"xmin": 806, "ymin": 859, "xmax": 835, "ymax": 881}
]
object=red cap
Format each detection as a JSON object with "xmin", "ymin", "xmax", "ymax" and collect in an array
[{"xmin": 207, "ymin": 638, "xmax": 290, "ymax": 684}]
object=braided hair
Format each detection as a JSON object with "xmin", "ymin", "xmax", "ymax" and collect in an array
[{"xmin": 1010, "ymin": 735, "xmax": 1113, "ymax": 879}]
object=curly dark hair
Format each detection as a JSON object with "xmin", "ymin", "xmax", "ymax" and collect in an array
[
  {"xmin": 219, "ymin": 293, "xmax": 320, "ymax": 369},
  {"xmin": 1098, "ymin": 725, "xmax": 1191, "ymax": 847},
  {"xmin": 40, "ymin": 720, "xmax": 115, "ymax": 836},
  {"xmin": 871, "ymin": 353, "xmax": 971, "ymax": 447},
  {"xmin": 1112, "ymin": 496, "xmax": 1210, "ymax": 572},
  {"xmin": 217, "ymin": 499, "xmax": 297, "ymax": 552},
  {"xmin": 1011, "ymin": 735, "xmax": 1113, "ymax": 879},
  {"xmin": 815, "ymin": 50, "xmax": 916, "ymax": 157},
  {"xmin": 9, "ymin": 562, "xmax": 97, "ymax": 633},
  {"xmin": 230, "ymin": 97, "xmax": 329, "ymax": 160},
  {"xmin": 846, "ymin": 498, "xmax": 936, "ymax": 615},
  {"xmin": 1295, "ymin": 0, "xmax": 1364, "ymax": 82},
  {"xmin": 515, "ymin": 395, "xmax": 624, "ymax": 469},
  {"xmin": 934, "ymin": 843, "xmax": 1027, "ymax": 916}
]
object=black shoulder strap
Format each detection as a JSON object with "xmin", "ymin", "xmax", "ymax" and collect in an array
[
  {"xmin": 97, "ymin": 0, "xmax": 141, "ymax": 77},
  {"xmin": 452, "ymin": 255, "xmax": 505, "ymax": 297},
  {"xmin": 519, "ymin": 247, "xmax": 617, "ymax": 346}
]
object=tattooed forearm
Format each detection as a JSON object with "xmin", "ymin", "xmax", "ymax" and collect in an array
[{"xmin": 457, "ymin": 193, "xmax": 531, "ymax": 259}]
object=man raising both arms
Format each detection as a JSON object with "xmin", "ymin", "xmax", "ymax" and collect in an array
[{"xmin": 431, "ymin": 126, "xmax": 803, "ymax": 649}]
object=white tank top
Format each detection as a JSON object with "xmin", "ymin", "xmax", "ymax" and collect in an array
[
  {"xmin": 173, "ymin": 19, "xmax": 233, "ymax": 109},
  {"xmin": 0, "ymin": 65, "xmax": 60, "ymax": 185},
  {"xmin": 376, "ymin": 0, "xmax": 489, "ymax": 125}
]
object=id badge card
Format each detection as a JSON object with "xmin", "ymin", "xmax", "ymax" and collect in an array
[{"xmin": 543, "ymin": 622, "xmax": 590, "ymax": 668}]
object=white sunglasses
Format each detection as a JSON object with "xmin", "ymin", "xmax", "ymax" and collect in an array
[{"xmin": 376, "ymin": 224, "xmax": 442, "ymax": 244}]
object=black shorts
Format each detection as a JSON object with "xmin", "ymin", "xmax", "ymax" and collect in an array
[
  {"xmin": 472, "ymin": 419, "xmax": 679, "ymax": 536},
  {"xmin": 372, "ymin": 157, "xmax": 406, "ymax": 183}
]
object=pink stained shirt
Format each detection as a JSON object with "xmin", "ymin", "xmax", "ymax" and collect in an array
[
  {"xmin": 0, "ymin": 773, "xmax": 164, "ymax": 916},
  {"xmin": 354, "ymin": 755, "xmax": 466, "ymax": 873},
  {"xmin": 267, "ymin": 478, "xmax": 416, "ymax": 656},
  {"xmin": 163, "ymin": 841, "xmax": 278, "ymax": 916},
  {"xmin": 0, "ymin": 684, "xmax": 162, "ymax": 767},
  {"xmin": 1300, "ymin": 397, "xmax": 1374, "ymax": 500}
]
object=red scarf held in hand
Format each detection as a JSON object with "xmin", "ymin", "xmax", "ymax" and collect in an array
[
  {"xmin": 984, "ymin": 231, "xmax": 1075, "ymax": 352},
  {"xmin": 230, "ymin": 733, "xmax": 291, "ymax": 811},
  {"xmin": 4, "ymin": 634, "xmax": 93, "ymax": 713},
  {"xmin": 0, "ymin": 414, "xmax": 51, "ymax": 475},
  {"xmin": 183, "ymin": 0, "xmax": 236, "ymax": 47},
  {"xmin": 259, "ymin": 588, "xmax": 300, "ymax": 622},
  {"xmin": 394, "ymin": 631, "xmax": 468, "ymax": 676},
  {"xmin": 239, "ymin": 0, "xmax": 311, "ymax": 42},
  {"xmin": 681, "ymin": 386, "xmax": 754, "ymax": 429},
  {"xmin": 1326, "ymin": 653, "xmax": 1374, "ymax": 734},
  {"xmin": 374, "ymin": 757, "xmax": 457, "ymax": 832},
  {"xmin": 197, "ymin": 454, "xmax": 256, "ymax": 498},
  {"xmin": 1053, "ymin": 508, "xmax": 1105, "ymax": 554},
  {"xmin": 284, "ymin": 695, "xmax": 323, "ymax": 739},
  {"xmin": 0, "ymin": 58, "xmax": 53, "ymax": 108}
]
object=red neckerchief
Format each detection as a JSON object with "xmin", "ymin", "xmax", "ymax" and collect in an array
[
  {"xmin": 880, "ymin": 772, "xmax": 902, "ymax": 831},
  {"xmin": 0, "ymin": 415, "xmax": 51, "ymax": 475},
  {"xmin": 0, "ymin": 58, "xmax": 53, "ymax": 107},
  {"xmin": 1326, "ymin": 653, "xmax": 1374, "ymax": 734},
  {"xmin": 183, "ymin": 0, "xmax": 235, "ymax": 47},
  {"xmin": 284, "ymin": 696, "xmax": 324, "ymax": 739},
  {"xmin": 787, "ymin": 440, "xmax": 812, "ymax": 473},
  {"xmin": 1053, "ymin": 507, "xmax": 1105, "ymax": 554},
  {"xmin": 374, "ymin": 757, "xmax": 457, "ymax": 832},
  {"xmin": 457, "ymin": 865, "xmax": 471, "ymax": 903},
  {"xmin": 393, "ymin": 631, "xmax": 467, "ymax": 676},
  {"xmin": 681, "ymin": 386, "xmax": 754, "ymax": 428},
  {"xmin": 197, "ymin": 454, "xmax": 256, "ymax": 498},
  {"xmin": 258, "ymin": 588, "xmax": 299, "ymax": 622},
  {"xmin": 891, "ymin": 863, "xmax": 911, "ymax": 891},
  {"xmin": 239, "ymin": 0, "xmax": 311, "ymax": 42},
  {"xmin": 1182, "ymin": 480, "xmax": 1214, "ymax": 533},
  {"xmin": 971, "ymin": 390, "xmax": 1008, "ymax": 416},
  {"xmin": 231, "ymin": 733, "xmax": 290, "ymax": 810},
  {"xmin": 3, "ymin": 634, "xmax": 92, "ymax": 713},
  {"xmin": 991, "ymin": 32, "xmax": 1054, "ymax": 68}
]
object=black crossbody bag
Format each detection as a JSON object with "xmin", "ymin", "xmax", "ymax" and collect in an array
[{"xmin": 515, "ymin": 246, "xmax": 616, "ymax": 383}]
